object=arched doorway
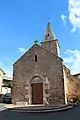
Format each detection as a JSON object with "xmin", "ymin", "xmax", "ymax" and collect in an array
[{"xmin": 31, "ymin": 76, "xmax": 43, "ymax": 104}]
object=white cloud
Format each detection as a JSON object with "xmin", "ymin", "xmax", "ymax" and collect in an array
[
  {"xmin": 18, "ymin": 48, "xmax": 27, "ymax": 53},
  {"xmin": 61, "ymin": 15, "xmax": 67, "ymax": 25},
  {"xmin": 61, "ymin": 0, "xmax": 80, "ymax": 32},
  {"xmin": 61, "ymin": 15, "xmax": 67, "ymax": 21},
  {"xmin": 63, "ymin": 49, "xmax": 80, "ymax": 74},
  {"xmin": 68, "ymin": 0, "xmax": 80, "ymax": 32},
  {"xmin": 63, "ymin": 56, "xmax": 73, "ymax": 63}
]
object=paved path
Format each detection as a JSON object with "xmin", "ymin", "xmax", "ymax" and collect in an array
[{"xmin": 0, "ymin": 104, "xmax": 80, "ymax": 120}]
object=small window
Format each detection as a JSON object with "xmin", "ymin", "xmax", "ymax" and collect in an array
[
  {"xmin": 48, "ymin": 33, "xmax": 49, "ymax": 36},
  {"xmin": 35, "ymin": 55, "xmax": 37, "ymax": 62}
]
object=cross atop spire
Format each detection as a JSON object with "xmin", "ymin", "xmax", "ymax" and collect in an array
[{"xmin": 44, "ymin": 19, "xmax": 56, "ymax": 41}]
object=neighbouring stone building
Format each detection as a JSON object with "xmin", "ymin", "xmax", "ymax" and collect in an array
[
  {"xmin": 12, "ymin": 20, "xmax": 80, "ymax": 106},
  {"xmin": 0, "ymin": 68, "xmax": 12, "ymax": 95},
  {"xmin": 64, "ymin": 67, "xmax": 80, "ymax": 103}
]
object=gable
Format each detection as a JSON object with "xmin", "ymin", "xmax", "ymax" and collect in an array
[
  {"xmin": 13, "ymin": 44, "xmax": 63, "ymax": 66},
  {"xmin": 13, "ymin": 44, "xmax": 36, "ymax": 65}
]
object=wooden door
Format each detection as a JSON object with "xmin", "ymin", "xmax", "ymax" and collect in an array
[{"xmin": 32, "ymin": 83, "xmax": 43, "ymax": 104}]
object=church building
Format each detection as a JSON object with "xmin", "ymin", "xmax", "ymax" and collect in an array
[{"xmin": 12, "ymin": 21, "xmax": 69, "ymax": 106}]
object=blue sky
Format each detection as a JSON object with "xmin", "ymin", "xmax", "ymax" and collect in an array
[{"xmin": 0, "ymin": 0, "xmax": 80, "ymax": 76}]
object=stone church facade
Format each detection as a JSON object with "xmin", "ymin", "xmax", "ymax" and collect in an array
[{"xmin": 12, "ymin": 21, "xmax": 71, "ymax": 106}]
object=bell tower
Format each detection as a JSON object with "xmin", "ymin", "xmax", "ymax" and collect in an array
[{"xmin": 41, "ymin": 20, "xmax": 60, "ymax": 57}]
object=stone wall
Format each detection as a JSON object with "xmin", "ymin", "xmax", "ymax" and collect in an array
[
  {"xmin": 12, "ymin": 44, "xmax": 65, "ymax": 106},
  {"xmin": 63, "ymin": 65, "xmax": 80, "ymax": 102},
  {"xmin": 41, "ymin": 39, "xmax": 60, "ymax": 57}
]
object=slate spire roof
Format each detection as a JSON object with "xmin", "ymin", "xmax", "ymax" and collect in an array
[{"xmin": 44, "ymin": 20, "xmax": 56, "ymax": 41}]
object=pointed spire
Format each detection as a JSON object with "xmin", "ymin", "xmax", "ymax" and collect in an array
[{"xmin": 44, "ymin": 19, "xmax": 56, "ymax": 41}]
